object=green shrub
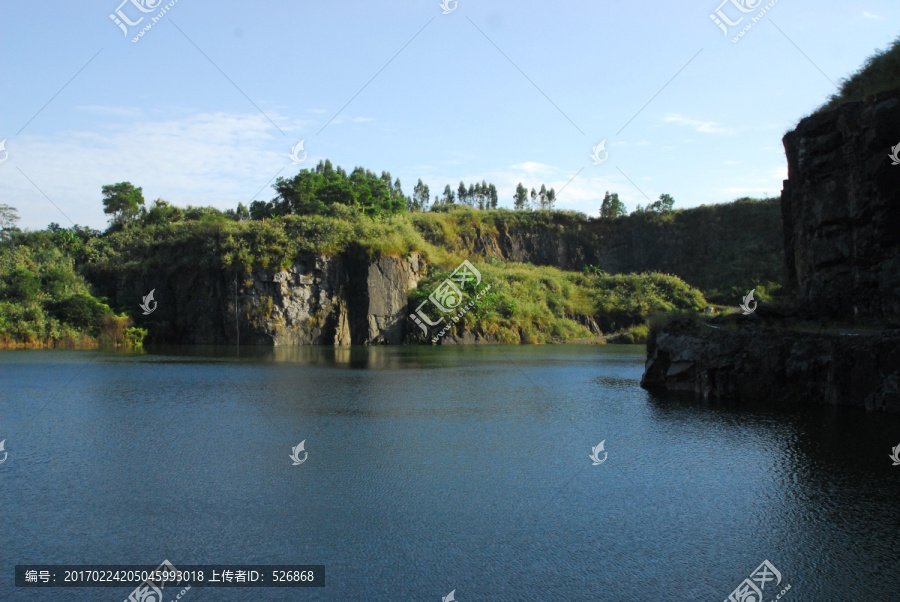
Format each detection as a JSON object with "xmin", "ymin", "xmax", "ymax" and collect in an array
[
  {"xmin": 4, "ymin": 267, "xmax": 41, "ymax": 301},
  {"xmin": 47, "ymin": 294, "xmax": 110, "ymax": 332}
]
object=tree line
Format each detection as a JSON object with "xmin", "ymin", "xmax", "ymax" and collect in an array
[{"xmin": 76, "ymin": 160, "xmax": 678, "ymax": 230}]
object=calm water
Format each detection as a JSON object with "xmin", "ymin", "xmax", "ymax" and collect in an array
[{"xmin": 1, "ymin": 345, "xmax": 899, "ymax": 601}]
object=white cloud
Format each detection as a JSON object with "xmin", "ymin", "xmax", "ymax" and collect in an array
[
  {"xmin": 862, "ymin": 11, "xmax": 883, "ymax": 20},
  {"xmin": 664, "ymin": 114, "xmax": 734, "ymax": 135},
  {"xmin": 0, "ymin": 110, "xmax": 316, "ymax": 229},
  {"xmin": 508, "ymin": 161, "xmax": 555, "ymax": 174}
]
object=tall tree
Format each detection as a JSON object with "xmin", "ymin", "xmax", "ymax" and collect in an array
[
  {"xmin": 101, "ymin": 182, "xmax": 145, "ymax": 227},
  {"xmin": 489, "ymin": 184, "xmax": 498, "ymax": 209},
  {"xmin": 546, "ymin": 188, "xmax": 556, "ymax": 210},
  {"xmin": 514, "ymin": 183, "xmax": 528, "ymax": 211},
  {"xmin": 538, "ymin": 184, "xmax": 548, "ymax": 210},
  {"xmin": 0, "ymin": 204, "xmax": 19, "ymax": 230},
  {"xmin": 648, "ymin": 193, "xmax": 675, "ymax": 213},
  {"xmin": 442, "ymin": 184, "xmax": 456, "ymax": 205},
  {"xmin": 226, "ymin": 201, "xmax": 250, "ymax": 222},
  {"xmin": 458, "ymin": 181, "xmax": 467, "ymax": 206},
  {"xmin": 599, "ymin": 191, "xmax": 627, "ymax": 219},
  {"xmin": 0, "ymin": 204, "xmax": 20, "ymax": 241},
  {"xmin": 411, "ymin": 179, "xmax": 430, "ymax": 212},
  {"xmin": 530, "ymin": 188, "xmax": 537, "ymax": 210}
]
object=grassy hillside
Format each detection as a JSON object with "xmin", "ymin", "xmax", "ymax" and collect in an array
[
  {"xmin": 409, "ymin": 262, "xmax": 704, "ymax": 344},
  {"xmin": 2, "ymin": 193, "xmax": 785, "ymax": 346},
  {"xmin": 81, "ymin": 206, "xmax": 709, "ymax": 344},
  {"xmin": 405, "ymin": 199, "xmax": 783, "ymax": 303},
  {"xmin": 817, "ymin": 35, "xmax": 900, "ymax": 113}
]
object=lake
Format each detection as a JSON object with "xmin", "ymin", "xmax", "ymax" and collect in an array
[{"xmin": 1, "ymin": 345, "xmax": 899, "ymax": 601}]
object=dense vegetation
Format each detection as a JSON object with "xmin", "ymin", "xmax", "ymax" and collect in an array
[
  {"xmin": 241, "ymin": 159, "xmax": 559, "ymax": 218},
  {"xmin": 0, "ymin": 174, "xmax": 782, "ymax": 347},
  {"xmin": 817, "ymin": 35, "xmax": 900, "ymax": 113},
  {"xmin": 0, "ymin": 221, "xmax": 145, "ymax": 348}
]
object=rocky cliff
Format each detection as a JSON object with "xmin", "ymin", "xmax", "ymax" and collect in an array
[
  {"xmin": 642, "ymin": 88, "xmax": 900, "ymax": 411},
  {"xmin": 446, "ymin": 199, "xmax": 783, "ymax": 297},
  {"xmin": 124, "ymin": 251, "xmax": 422, "ymax": 345},
  {"xmin": 782, "ymin": 88, "xmax": 900, "ymax": 322}
]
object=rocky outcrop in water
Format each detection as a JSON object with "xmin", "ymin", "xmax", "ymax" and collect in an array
[
  {"xmin": 642, "ymin": 88, "xmax": 900, "ymax": 411},
  {"xmin": 641, "ymin": 318, "xmax": 900, "ymax": 413}
]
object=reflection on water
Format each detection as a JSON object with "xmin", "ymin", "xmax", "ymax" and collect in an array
[{"xmin": 1, "ymin": 345, "xmax": 898, "ymax": 601}]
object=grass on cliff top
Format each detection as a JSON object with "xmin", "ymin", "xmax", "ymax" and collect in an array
[
  {"xmin": 87, "ymin": 198, "xmax": 781, "ymax": 302},
  {"xmin": 88, "ymin": 205, "xmax": 591, "ymax": 276},
  {"xmin": 817, "ymin": 35, "xmax": 900, "ymax": 113},
  {"xmin": 409, "ymin": 260, "xmax": 707, "ymax": 344}
]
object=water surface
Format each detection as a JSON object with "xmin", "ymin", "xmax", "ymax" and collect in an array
[{"xmin": 1, "ymin": 345, "xmax": 898, "ymax": 600}]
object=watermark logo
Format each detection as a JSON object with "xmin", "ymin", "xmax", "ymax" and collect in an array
[
  {"xmin": 890, "ymin": 444, "xmax": 900, "ymax": 466},
  {"xmin": 139, "ymin": 289, "xmax": 157, "ymax": 315},
  {"xmin": 740, "ymin": 289, "xmax": 757, "ymax": 315},
  {"xmin": 110, "ymin": 0, "xmax": 180, "ymax": 43},
  {"xmin": 110, "ymin": 0, "xmax": 161, "ymax": 35},
  {"xmin": 439, "ymin": 0, "xmax": 458, "ymax": 15},
  {"xmin": 590, "ymin": 140, "xmax": 608, "ymax": 165},
  {"xmin": 0, "ymin": 139, "xmax": 7, "ymax": 164},
  {"xmin": 589, "ymin": 440, "xmax": 607, "ymax": 465},
  {"xmin": 0, "ymin": 439, "xmax": 7, "ymax": 464},
  {"xmin": 290, "ymin": 440, "xmax": 308, "ymax": 465},
  {"xmin": 889, "ymin": 143, "xmax": 900, "ymax": 166},
  {"xmin": 409, "ymin": 260, "xmax": 491, "ymax": 343},
  {"xmin": 289, "ymin": 140, "xmax": 307, "ymax": 165},
  {"xmin": 126, "ymin": 559, "xmax": 181, "ymax": 602},
  {"xmin": 725, "ymin": 559, "xmax": 790, "ymax": 602},
  {"xmin": 710, "ymin": 0, "xmax": 779, "ymax": 43},
  {"xmin": 442, "ymin": 589, "xmax": 456, "ymax": 602}
]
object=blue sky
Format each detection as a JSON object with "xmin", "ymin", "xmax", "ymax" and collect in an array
[{"xmin": 1, "ymin": 1, "xmax": 897, "ymax": 230}]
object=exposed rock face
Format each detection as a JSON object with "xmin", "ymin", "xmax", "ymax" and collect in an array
[
  {"xmin": 642, "ymin": 89, "xmax": 900, "ymax": 411},
  {"xmin": 125, "ymin": 252, "xmax": 422, "ymax": 346},
  {"xmin": 457, "ymin": 201, "xmax": 784, "ymax": 294},
  {"xmin": 641, "ymin": 319, "xmax": 900, "ymax": 413},
  {"xmin": 246, "ymin": 252, "xmax": 422, "ymax": 345},
  {"xmin": 360, "ymin": 253, "xmax": 423, "ymax": 344},
  {"xmin": 782, "ymin": 89, "xmax": 900, "ymax": 322}
]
